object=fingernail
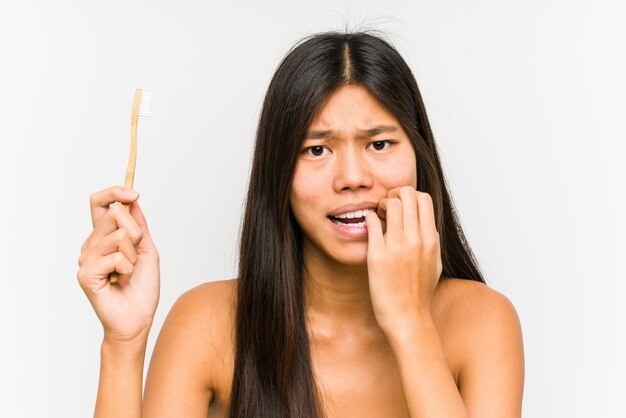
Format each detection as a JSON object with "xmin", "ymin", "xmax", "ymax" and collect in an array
[{"xmin": 124, "ymin": 189, "xmax": 139, "ymax": 198}]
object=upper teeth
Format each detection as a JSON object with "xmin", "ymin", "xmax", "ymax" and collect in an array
[{"xmin": 334, "ymin": 209, "xmax": 372, "ymax": 219}]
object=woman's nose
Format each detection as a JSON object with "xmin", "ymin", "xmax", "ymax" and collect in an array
[{"xmin": 333, "ymin": 148, "xmax": 373, "ymax": 192}]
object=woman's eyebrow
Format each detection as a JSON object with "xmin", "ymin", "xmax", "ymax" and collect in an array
[
  {"xmin": 305, "ymin": 130, "xmax": 334, "ymax": 140},
  {"xmin": 305, "ymin": 125, "xmax": 398, "ymax": 139},
  {"xmin": 358, "ymin": 125, "xmax": 398, "ymax": 137}
]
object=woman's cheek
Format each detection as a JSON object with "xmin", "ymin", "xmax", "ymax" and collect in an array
[
  {"xmin": 290, "ymin": 166, "xmax": 325, "ymax": 225},
  {"xmin": 378, "ymin": 158, "xmax": 417, "ymax": 190}
]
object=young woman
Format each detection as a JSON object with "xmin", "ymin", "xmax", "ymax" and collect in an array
[{"xmin": 77, "ymin": 31, "xmax": 524, "ymax": 417}]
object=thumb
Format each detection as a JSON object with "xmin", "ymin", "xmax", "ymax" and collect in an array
[
  {"xmin": 129, "ymin": 199, "xmax": 149, "ymax": 231},
  {"xmin": 129, "ymin": 200, "xmax": 157, "ymax": 250}
]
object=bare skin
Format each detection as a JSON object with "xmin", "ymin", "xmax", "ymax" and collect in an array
[
  {"xmin": 146, "ymin": 275, "xmax": 522, "ymax": 418},
  {"xmin": 78, "ymin": 85, "xmax": 524, "ymax": 417}
]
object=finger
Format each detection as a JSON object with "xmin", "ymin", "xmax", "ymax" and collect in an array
[
  {"xmin": 89, "ymin": 186, "xmax": 140, "ymax": 229},
  {"xmin": 77, "ymin": 251, "xmax": 134, "ymax": 293},
  {"xmin": 127, "ymin": 200, "xmax": 159, "ymax": 259},
  {"xmin": 103, "ymin": 252, "xmax": 135, "ymax": 287},
  {"xmin": 128, "ymin": 199, "xmax": 152, "ymax": 239},
  {"xmin": 365, "ymin": 211, "xmax": 385, "ymax": 255},
  {"xmin": 388, "ymin": 186, "xmax": 419, "ymax": 239},
  {"xmin": 84, "ymin": 202, "xmax": 144, "ymax": 253},
  {"xmin": 377, "ymin": 197, "xmax": 402, "ymax": 243},
  {"xmin": 79, "ymin": 227, "xmax": 138, "ymax": 268},
  {"xmin": 376, "ymin": 201, "xmax": 386, "ymax": 220},
  {"xmin": 416, "ymin": 192, "xmax": 438, "ymax": 237}
]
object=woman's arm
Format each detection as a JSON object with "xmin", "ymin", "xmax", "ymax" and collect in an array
[
  {"xmin": 77, "ymin": 186, "xmax": 160, "ymax": 417},
  {"xmin": 385, "ymin": 284, "xmax": 524, "ymax": 418},
  {"xmin": 95, "ymin": 333, "xmax": 149, "ymax": 418},
  {"xmin": 142, "ymin": 281, "xmax": 233, "ymax": 417},
  {"xmin": 386, "ymin": 315, "xmax": 468, "ymax": 417},
  {"xmin": 455, "ymin": 284, "xmax": 525, "ymax": 417},
  {"xmin": 92, "ymin": 282, "xmax": 224, "ymax": 418}
]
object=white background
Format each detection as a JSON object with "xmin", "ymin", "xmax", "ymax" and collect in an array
[{"xmin": 1, "ymin": 1, "xmax": 624, "ymax": 417}]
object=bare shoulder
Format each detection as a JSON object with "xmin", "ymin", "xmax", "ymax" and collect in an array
[
  {"xmin": 434, "ymin": 277, "xmax": 523, "ymax": 353},
  {"xmin": 167, "ymin": 278, "xmax": 238, "ymax": 368},
  {"xmin": 143, "ymin": 279, "xmax": 237, "ymax": 417},
  {"xmin": 435, "ymin": 277, "xmax": 520, "ymax": 320},
  {"xmin": 163, "ymin": 278, "xmax": 237, "ymax": 349},
  {"xmin": 175, "ymin": 278, "xmax": 238, "ymax": 321},
  {"xmin": 435, "ymin": 278, "xmax": 525, "ymax": 417}
]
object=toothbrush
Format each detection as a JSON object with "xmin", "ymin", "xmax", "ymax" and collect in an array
[{"xmin": 109, "ymin": 88, "xmax": 153, "ymax": 285}]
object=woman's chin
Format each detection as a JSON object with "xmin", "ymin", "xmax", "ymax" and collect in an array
[
  {"xmin": 302, "ymin": 236, "xmax": 369, "ymax": 268},
  {"xmin": 331, "ymin": 246, "xmax": 369, "ymax": 267}
]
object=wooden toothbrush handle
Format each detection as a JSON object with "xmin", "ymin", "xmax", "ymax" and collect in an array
[{"xmin": 108, "ymin": 89, "xmax": 141, "ymax": 285}]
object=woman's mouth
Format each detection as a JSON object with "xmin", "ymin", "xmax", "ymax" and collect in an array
[
  {"xmin": 327, "ymin": 209, "xmax": 372, "ymax": 237},
  {"xmin": 328, "ymin": 208, "xmax": 373, "ymax": 227}
]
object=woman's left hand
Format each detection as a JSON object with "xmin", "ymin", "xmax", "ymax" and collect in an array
[{"xmin": 365, "ymin": 186, "xmax": 443, "ymax": 335}]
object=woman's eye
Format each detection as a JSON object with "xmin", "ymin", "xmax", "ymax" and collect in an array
[
  {"xmin": 304, "ymin": 146, "xmax": 328, "ymax": 157},
  {"xmin": 368, "ymin": 140, "xmax": 392, "ymax": 151}
]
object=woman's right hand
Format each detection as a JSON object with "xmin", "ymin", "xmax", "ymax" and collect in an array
[{"xmin": 77, "ymin": 186, "xmax": 160, "ymax": 345}]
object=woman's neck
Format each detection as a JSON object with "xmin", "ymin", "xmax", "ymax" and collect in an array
[{"xmin": 302, "ymin": 244, "xmax": 380, "ymax": 337}]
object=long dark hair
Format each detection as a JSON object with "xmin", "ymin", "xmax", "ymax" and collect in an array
[{"xmin": 229, "ymin": 31, "xmax": 485, "ymax": 418}]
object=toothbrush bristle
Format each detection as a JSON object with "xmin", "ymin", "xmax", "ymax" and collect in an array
[{"xmin": 138, "ymin": 91, "xmax": 153, "ymax": 117}]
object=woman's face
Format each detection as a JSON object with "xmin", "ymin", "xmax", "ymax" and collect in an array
[{"xmin": 290, "ymin": 85, "xmax": 417, "ymax": 266}]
